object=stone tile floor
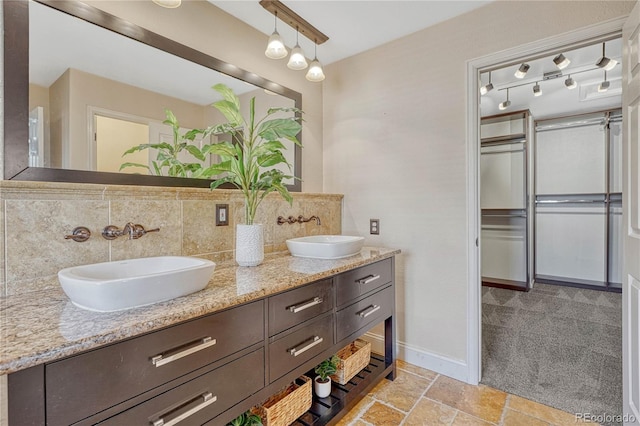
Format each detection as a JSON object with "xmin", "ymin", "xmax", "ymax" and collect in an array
[{"xmin": 336, "ymin": 359, "xmax": 599, "ymax": 426}]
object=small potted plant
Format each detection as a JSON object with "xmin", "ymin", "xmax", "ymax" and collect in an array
[
  {"xmin": 313, "ymin": 355, "xmax": 339, "ymax": 398},
  {"xmin": 227, "ymin": 410, "xmax": 262, "ymax": 426}
]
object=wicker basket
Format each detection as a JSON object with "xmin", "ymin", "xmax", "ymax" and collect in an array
[
  {"xmin": 252, "ymin": 376, "xmax": 312, "ymax": 426},
  {"xmin": 330, "ymin": 339, "xmax": 372, "ymax": 385}
]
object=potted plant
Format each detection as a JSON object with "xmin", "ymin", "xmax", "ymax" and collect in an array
[
  {"xmin": 313, "ymin": 355, "xmax": 340, "ymax": 398},
  {"xmin": 227, "ymin": 410, "xmax": 262, "ymax": 426},
  {"xmin": 197, "ymin": 84, "xmax": 302, "ymax": 266}
]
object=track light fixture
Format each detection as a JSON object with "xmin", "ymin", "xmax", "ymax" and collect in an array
[
  {"xmin": 152, "ymin": 0, "xmax": 181, "ymax": 7},
  {"xmin": 306, "ymin": 42, "xmax": 325, "ymax": 82},
  {"xmin": 287, "ymin": 28, "xmax": 308, "ymax": 70},
  {"xmin": 596, "ymin": 42, "xmax": 618, "ymax": 71},
  {"xmin": 598, "ymin": 71, "xmax": 610, "ymax": 92},
  {"xmin": 564, "ymin": 75, "xmax": 577, "ymax": 89},
  {"xmin": 553, "ymin": 53, "xmax": 570, "ymax": 70},
  {"xmin": 533, "ymin": 82, "xmax": 542, "ymax": 97},
  {"xmin": 480, "ymin": 72, "xmax": 494, "ymax": 95},
  {"xmin": 498, "ymin": 88, "xmax": 511, "ymax": 110},
  {"xmin": 514, "ymin": 63, "xmax": 530, "ymax": 79},
  {"xmin": 265, "ymin": 11, "xmax": 287, "ymax": 60}
]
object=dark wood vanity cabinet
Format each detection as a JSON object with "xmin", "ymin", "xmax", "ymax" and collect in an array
[{"xmin": 8, "ymin": 257, "xmax": 396, "ymax": 426}]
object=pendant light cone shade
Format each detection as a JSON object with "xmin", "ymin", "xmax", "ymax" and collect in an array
[
  {"xmin": 265, "ymin": 13, "xmax": 287, "ymax": 59},
  {"xmin": 306, "ymin": 58, "xmax": 325, "ymax": 81},
  {"xmin": 480, "ymin": 72, "xmax": 493, "ymax": 95},
  {"xmin": 565, "ymin": 75, "xmax": 577, "ymax": 89},
  {"xmin": 287, "ymin": 30, "xmax": 308, "ymax": 70},
  {"xmin": 498, "ymin": 89, "xmax": 511, "ymax": 110},
  {"xmin": 514, "ymin": 63, "xmax": 530, "ymax": 79},
  {"xmin": 306, "ymin": 43, "xmax": 325, "ymax": 82},
  {"xmin": 287, "ymin": 45, "xmax": 308, "ymax": 69},
  {"xmin": 152, "ymin": 0, "xmax": 181, "ymax": 7},
  {"xmin": 533, "ymin": 82, "xmax": 542, "ymax": 97},
  {"xmin": 553, "ymin": 53, "xmax": 570, "ymax": 70},
  {"xmin": 596, "ymin": 42, "xmax": 618, "ymax": 71}
]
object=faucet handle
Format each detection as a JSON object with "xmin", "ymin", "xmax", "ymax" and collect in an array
[
  {"xmin": 102, "ymin": 225, "xmax": 122, "ymax": 240},
  {"xmin": 132, "ymin": 224, "xmax": 160, "ymax": 239},
  {"xmin": 64, "ymin": 226, "xmax": 91, "ymax": 243}
]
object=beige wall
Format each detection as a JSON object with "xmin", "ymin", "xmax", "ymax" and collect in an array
[{"xmin": 323, "ymin": 0, "xmax": 633, "ymax": 375}]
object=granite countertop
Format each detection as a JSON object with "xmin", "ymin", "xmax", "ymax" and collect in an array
[{"xmin": 0, "ymin": 247, "xmax": 400, "ymax": 375}]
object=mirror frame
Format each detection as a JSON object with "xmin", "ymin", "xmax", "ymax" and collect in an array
[{"xmin": 3, "ymin": 0, "xmax": 302, "ymax": 190}]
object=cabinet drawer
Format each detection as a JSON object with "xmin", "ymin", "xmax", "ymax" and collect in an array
[
  {"xmin": 100, "ymin": 348, "xmax": 264, "ymax": 426},
  {"xmin": 269, "ymin": 278, "xmax": 333, "ymax": 336},
  {"xmin": 336, "ymin": 286, "xmax": 393, "ymax": 342},
  {"xmin": 335, "ymin": 258, "xmax": 392, "ymax": 307},
  {"xmin": 269, "ymin": 314, "xmax": 333, "ymax": 381},
  {"xmin": 46, "ymin": 301, "xmax": 264, "ymax": 426}
]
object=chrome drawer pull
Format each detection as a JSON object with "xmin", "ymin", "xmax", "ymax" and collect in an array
[
  {"xmin": 358, "ymin": 304, "xmax": 381, "ymax": 318},
  {"xmin": 357, "ymin": 274, "xmax": 380, "ymax": 285},
  {"xmin": 152, "ymin": 392, "xmax": 217, "ymax": 426},
  {"xmin": 151, "ymin": 337, "xmax": 216, "ymax": 367},
  {"xmin": 288, "ymin": 335, "xmax": 323, "ymax": 357},
  {"xmin": 288, "ymin": 296, "xmax": 323, "ymax": 313}
]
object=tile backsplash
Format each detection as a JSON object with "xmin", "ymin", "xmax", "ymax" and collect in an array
[{"xmin": 0, "ymin": 181, "xmax": 343, "ymax": 296}]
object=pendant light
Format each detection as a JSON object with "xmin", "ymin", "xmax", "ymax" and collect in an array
[
  {"xmin": 564, "ymin": 75, "xmax": 577, "ymax": 89},
  {"xmin": 498, "ymin": 88, "xmax": 511, "ymax": 110},
  {"xmin": 265, "ymin": 12, "xmax": 287, "ymax": 60},
  {"xmin": 306, "ymin": 42, "xmax": 325, "ymax": 82},
  {"xmin": 553, "ymin": 53, "xmax": 570, "ymax": 70},
  {"xmin": 480, "ymin": 71, "xmax": 494, "ymax": 95},
  {"xmin": 533, "ymin": 82, "xmax": 542, "ymax": 97},
  {"xmin": 598, "ymin": 71, "xmax": 610, "ymax": 92},
  {"xmin": 514, "ymin": 63, "xmax": 530, "ymax": 79},
  {"xmin": 152, "ymin": 0, "xmax": 181, "ymax": 7},
  {"xmin": 287, "ymin": 28, "xmax": 308, "ymax": 70},
  {"xmin": 596, "ymin": 42, "xmax": 618, "ymax": 71}
]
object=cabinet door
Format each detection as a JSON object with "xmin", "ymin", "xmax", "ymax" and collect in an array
[
  {"xmin": 269, "ymin": 279, "xmax": 333, "ymax": 336},
  {"xmin": 46, "ymin": 301, "xmax": 264, "ymax": 426},
  {"xmin": 269, "ymin": 315, "xmax": 333, "ymax": 382},
  {"xmin": 100, "ymin": 349, "xmax": 264, "ymax": 426}
]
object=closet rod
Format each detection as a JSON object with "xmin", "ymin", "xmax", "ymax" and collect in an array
[{"xmin": 535, "ymin": 199, "xmax": 603, "ymax": 204}]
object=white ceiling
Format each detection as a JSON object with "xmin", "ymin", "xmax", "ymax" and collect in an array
[{"xmin": 208, "ymin": 0, "xmax": 493, "ymax": 66}]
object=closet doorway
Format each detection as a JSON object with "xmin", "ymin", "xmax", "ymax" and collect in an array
[{"xmin": 478, "ymin": 36, "xmax": 623, "ymax": 421}]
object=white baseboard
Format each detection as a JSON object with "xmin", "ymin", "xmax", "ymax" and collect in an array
[{"xmin": 362, "ymin": 332, "xmax": 470, "ymax": 383}]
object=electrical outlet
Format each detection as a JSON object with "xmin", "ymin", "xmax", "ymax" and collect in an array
[
  {"xmin": 370, "ymin": 219, "xmax": 380, "ymax": 235},
  {"xmin": 216, "ymin": 204, "xmax": 229, "ymax": 226}
]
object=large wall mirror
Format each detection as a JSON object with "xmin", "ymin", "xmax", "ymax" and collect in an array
[{"xmin": 4, "ymin": 0, "xmax": 302, "ymax": 190}]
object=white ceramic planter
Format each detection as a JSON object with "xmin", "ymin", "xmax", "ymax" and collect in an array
[
  {"xmin": 235, "ymin": 224, "xmax": 264, "ymax": 267},
  {"xmin": 314, "ymin": 376, "xmax": 332, "ymax": 398}
]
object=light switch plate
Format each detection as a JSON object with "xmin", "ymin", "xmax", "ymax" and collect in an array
[
  {"xmin": 216, "ymin": 204, "xmax": 229, "ymax": 226},
  {"xmin": 370, "ymin": 219, "xmax": 380, "ymax": 235}
]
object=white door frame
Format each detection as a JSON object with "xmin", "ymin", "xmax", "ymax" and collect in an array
[{"xmin": 465, "ymin": 17, "xmax": 626, "ymax": 385}]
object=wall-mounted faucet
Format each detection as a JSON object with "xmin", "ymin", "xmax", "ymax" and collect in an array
[
  {"xmin": 64, "ymin": 226, "xmax": 91, "ymax": 243},
  {"xmin": 277, "ymin": 215, "xmax": 321, "ymax": 226},
  {"xmin": 102, "ymin": 223, "xmax": 160, "ymax": 240}
]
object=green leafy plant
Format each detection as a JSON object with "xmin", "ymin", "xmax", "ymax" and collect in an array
[
  {"xmin": 314, "ymin": 355, "xmax": 340, "ymax": 382},
  {"xmin": 195, "ymin": 83, "xmax": 302, "ymax": 224},
  {"xmin": 120, "ymin": 109, "xmax": 206, "ymax": 177},
  {"xmin": 226, "ymin": 411, "xmax": 262, "ymax": 426}
]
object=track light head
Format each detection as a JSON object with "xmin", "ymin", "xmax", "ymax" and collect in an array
[
  {"xmin": 598, "ymin": 80, "xmax": 611, "ymax": 92},
  {"xmin": 553, "ymin": 54, "xmax": 570, "ymax": 70},
  {"xmin": 564, "ymin": 76, "xmax": 577, "ymax": 89},
  {"xmin": 533, "ymin": 83, "xmax": 542, "ymax": 97},
  {"xmin": 498, "ymin": 88, "xmax": 511, "ymax": 110},
  {"xmin": 514, "ymin": 63, "xmax": 530, "ymax": 79},
  {"xmin": 596, "ymin": 56, "xmax": 618, "ymax": 71},
  {"xmin": 480, "ymin": 82, "xmax": 494, "ymax": 96}
]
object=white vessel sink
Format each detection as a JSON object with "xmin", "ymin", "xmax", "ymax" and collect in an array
[
  {"xmin": 58, "ymin": 256, "xmax": 216, "ymax": 312},
  {"xmin": 286, "ymin": 235, "xmax": 365, "ymax": 259}
]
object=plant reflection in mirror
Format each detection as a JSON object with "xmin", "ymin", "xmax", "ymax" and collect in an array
[{"xmin": 119, "ymin": 109, "xmax": 209, "ymax": 177}]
